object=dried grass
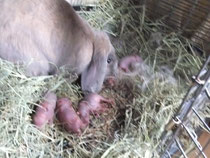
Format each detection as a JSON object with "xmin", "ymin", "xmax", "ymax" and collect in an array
[{"xmin": 0, "ymin": 0, "xmax": 206, "ymax": 157}]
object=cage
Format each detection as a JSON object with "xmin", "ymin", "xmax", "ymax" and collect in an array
[
  {"xmin": 67, "ymin": 0, "xmax": 210, "ymax": 157},
  {"xmin": 139, "ymin": 0, "xmax": 210, "ymax": 157},
  {"xmin": 159, "ymin": 57, "xmax": 210, "ymax": 158},
  {"xmin": 0, "ymin": 0, "xmax": 209, "ymax": 158}
]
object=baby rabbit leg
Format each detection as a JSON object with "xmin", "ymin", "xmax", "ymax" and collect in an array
[
  {"xmin": 92, "ymin": 103, "xmax": 108, "ymax": 118},
  {"xmin": 100, "ymin": 96, "xmax": 115, "ymax": 105},
  {"xmin": 99, "ymin": 103, "xmax": 109, "ymax": 112},
  {"xmin": 94, "ymin": 112, "xmax": 101, "ymax": 118}
]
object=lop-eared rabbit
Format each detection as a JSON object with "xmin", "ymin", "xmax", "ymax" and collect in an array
[{"xmin": 0, "ymin": 0, "xmax": 118, "ymax": 93}]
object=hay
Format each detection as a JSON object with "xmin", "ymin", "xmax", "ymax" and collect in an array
[{"xmin": 0, "ymin": 0, "xmax": 206, "ymax": 157}]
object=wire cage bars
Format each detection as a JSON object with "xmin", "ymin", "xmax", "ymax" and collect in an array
[{"xmin": 159, "ymin": 56, "xmax": 210, "ymax": 158}]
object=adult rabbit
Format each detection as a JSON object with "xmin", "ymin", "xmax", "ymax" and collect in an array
[{"xmin": 0, "ymin": 0, "xmax": 118, "ymax": 93}]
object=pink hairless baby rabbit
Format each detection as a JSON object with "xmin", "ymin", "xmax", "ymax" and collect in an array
[
  {"xmin": 56, "ymin": 98, "xmax": 86, "ymax": 134},
  {"xmin": 118, "ymin": 54, "xmax": 143, "ymax": 73},
  {"xmin": 78, "ymin": 93, "xmax": 114, "ymax": 125},
  {"xmin": 33, "ymin": 92, "xmax": 57, "ymax": 129}
]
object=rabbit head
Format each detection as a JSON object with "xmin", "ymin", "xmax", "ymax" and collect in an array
[{"xmin": 81, "ymin": 31, "xmax": 118, "ymax": 93}]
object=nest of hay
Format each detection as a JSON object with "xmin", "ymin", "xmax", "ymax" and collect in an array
[{"xmin": 0, "ymin": 0, "xmax": 207, "ymax": 157}]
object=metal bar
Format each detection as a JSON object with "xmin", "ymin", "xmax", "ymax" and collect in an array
[
  {"xmin": 178, "ymin": 99, "xmax": 194, "ymax": 121},
  {"xmin": 205, "ymin": 87, "xmax": 210, "ymax": 99},
  {"xmin": 175, "ymin": 56, "xmax": 210, "ymax": 121},
  {"xmin": 160, "ymin": 116, "xmax": 186, "ymax": 158},
  {"xmin": 192, "ymin": 76, "xmax": 205, "ymax": 85},
  {"xmin": 181, "ymin": 69, "xmax": 210, "ymax": 123},
  {"xmin": 174, "ymin": 137, "xmax": 188, "ymax": 158},
  {"xmin": 197, "ymin": 56, "xmax": 210, "ymax": 78},
  {"xmin": 160, "ymin": 126, "xmax": 182, "ymax": 158},
  {"xmin": 166, "ymin": 151, "xmax": 172, "ymax": 158},
  {"xmin": 192, "ymin": 107, "xmax": 210, "ymax": 132},
  {"xmin": 177, "ymin": 117, "xmax": 207, "ymax": 158},
  {"xmin": 193, "ymin": 69, "xmax": 210, "ymax": 100},
  {"xmin": 160, "ymin": 56, "xmax": 210, "ymax": 158},
  {"xmin": 196, "ymin": 139, "xmax": 210, "ymax": 158}
]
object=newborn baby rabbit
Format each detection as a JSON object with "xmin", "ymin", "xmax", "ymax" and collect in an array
[
  {"xmin": 78, "ymin": 93, "xmax": 114, "ymax": 125},
  {"xmin": 33, "ymin": 93, "xmax": 114, "ymax": 134},
  {"xmin": 103, "ymin": 54, "xmax": 142, "ymax": 87},
  {"xmin": 118, "ymin": 54, "xmax": 142, "ymax": 73},
  {"xmin": 33, "ymin": 92, "xmax": 57, "ymax": 129},
  {"xmin": 0, "ymin": 0, "xmax": 118, "ymax": 93},
  {"xmin": 56, "ymin": 98, "xmax": 86, "ymax": 134},
  {"xmin": 56, "ymin": 94, "xmax": 114, "ymax": 134}
]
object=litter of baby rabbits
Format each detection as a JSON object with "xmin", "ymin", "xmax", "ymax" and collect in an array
[{"xmin": 0, "ymin": 0, "xmax": 209, "ymax": 158}]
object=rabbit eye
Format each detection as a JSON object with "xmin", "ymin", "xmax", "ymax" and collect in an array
[{"xmin": 107, "ymin": 58, "xmax": 112, "ymax": 64}]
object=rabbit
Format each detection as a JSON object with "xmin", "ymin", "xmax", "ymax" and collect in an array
[
  {"xmin": 118, "ymin": 54, "xmax": 143, "ymax": 73},
  {"xmin": 0, "ymin": 0, "xmax": 118, "ymax": 93},
  {"xmin": 33, "ymin": 92, "xmax": 57, "ymax": 129},
  {"xmin": 78, "ymin": 93, "xmax": 114, "ymax": 125},
  {"xmin": 56, "ymin": 97, "xmax": 86, "ymax": 134}
]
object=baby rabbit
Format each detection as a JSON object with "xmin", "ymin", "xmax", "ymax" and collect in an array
[
  {"xmin": 78, "ymin": 93, "xmax": 114, "ymax": 125},
  {"xmin": 33, "ymin": 92, "xmax": 57, "ymax": 129},
  {"xmin": 118, "ymin": 54, "xmax": 143, "ymax": 73},
  {"xmin": 0, "ymin": 0, "xmax": 118, "ymax": 93},
  {"xmin": 56, "ymin": 98, "xmax": 86, "ymax": 134}
]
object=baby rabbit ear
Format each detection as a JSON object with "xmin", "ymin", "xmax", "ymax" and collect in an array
[{"xmin": 81, "ymin": 52, "xmax": 107, "ymax": 93}]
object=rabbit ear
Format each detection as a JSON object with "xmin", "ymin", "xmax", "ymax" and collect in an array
[{"xmin": 81, "ymin": 52, "xmax": 107, "ymax": 93}]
